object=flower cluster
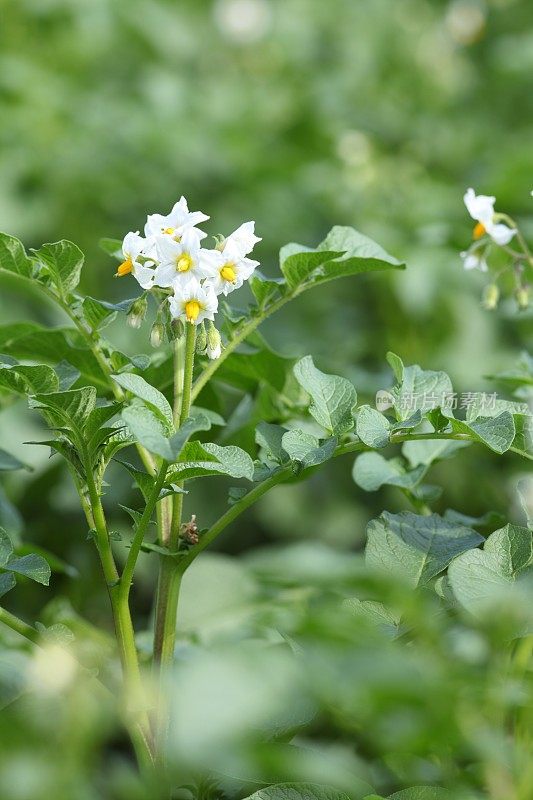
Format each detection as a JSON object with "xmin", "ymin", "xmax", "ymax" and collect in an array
[
  {"xmin": 461, "ymin": 188, "xmax": 531, "ymax": 311},
  {"xmin": 117, "ymin": 197, "xmax": 261, "ymax": 332}
]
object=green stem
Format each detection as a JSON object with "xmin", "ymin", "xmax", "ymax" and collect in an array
[
  {"xmin": 83, "ymin": 469, "xmax": 154, "ymax": 764},
  {"xmin": 0, "ymin": 606, "xmax": 41, "ymax": 646},
  {"xmin": 120, "ymin": 461, "xmax": 169, "ymax": 603},
  {"xmin": 153, "ymin": 324, "xmax": 196, "ymax": 665}
]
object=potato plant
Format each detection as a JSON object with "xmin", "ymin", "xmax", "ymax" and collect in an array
[{"xmin": 0, "ymin": 194, "xmax": 531, "ymax": 800}]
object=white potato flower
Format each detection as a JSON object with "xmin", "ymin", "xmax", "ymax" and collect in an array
[
  {"xmin": 116, "ymin": 231, "xmax": 156, "ymax": 289},
  {"xmin": 463, "ymin": 188, "xmax": 516, "ymax": 246},
  {"xmin": 144, "ymin": 196, "xmax": 209, "ymax": 241},
  {"xmin": 201, "ymin": 240, "xmax": 259, "ymax": 296},
  {"xmin": 153, "ymin": 228, "xmax": 211, "ymax": 288},
  {"xmin": 168, "ymin": 276, "xmax": 218, "ymax": 325},
  {"xmin": 460, "ymin": 249, "xmax": 488, "ymax": 272},
  {"xmin": 220, "ymin": 221, "xmax": 261, "ymax": 255}
]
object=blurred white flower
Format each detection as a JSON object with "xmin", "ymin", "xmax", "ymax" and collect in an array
[
  {"xmin": 144, "ymin": 196, "xmax": 209, "ymax": 241},
  {"xmin": 460, "ymin": 249, "xmax": 488, "ymax": 271},
  {"xmin": 214, "ymin": 0, "xmax": 272, "ymax": 44},
  {"xmin": 168, "ymin": 276, "xmax": 218, "ymax": 325},
  {"xmin": 463, "ymin": 187, "xmax": 516, "ymax": 246},
  {"xmin": 27, "ymin": 644, "xmax": 77, "ymax": 696},
  {"xmin": 154, "ymin": 228, "xmax": 210, "ymax": 288},
  {"xmin": 116, "ymin": 231, "xmax": 155, "ymax": 289}
]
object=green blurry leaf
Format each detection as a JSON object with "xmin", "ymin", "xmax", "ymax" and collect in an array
[
  {"xmin": 0, "ymin": 528, "xmax": 14, "ymax": 567},
  {"xmin": 387, "ymin": 789, "xmax": 451, "ymax": 799},
  {"xmin": 256, "ymin": 422, "xmax": 289, "ymax": 462},
  {"xmin": 0, "ymin": 572, "xmax": 16, "ymax": 599},
  {"xmin": 0, "ymin": 233, "xmax": 34, "ymax": 278},
  {"xmin": 366, "ymin": 511, "xmax": 483, "ymax": 588},
  {"xmin": 356, "ymin": 405, "xmax": 390, "ymax": 448},
  {"xmin": 294, "ymin": 356, "xmax": 357, "ymax": 435},
  {"xmin": 353, "ymin": 452, "xmax": 426, "ymax": 493},
  {"xmin": 243, "ymin": 783, "xmax": 351, "ymax": 800},
  {"xmin": 5, "ymin": 553, "xmax": 51, "ymax": 585},
  {"xmin": 343, "ymin": 598, "xmax": 400, "ymax": 637},
  {"xmin": 0, "ymin": 448, "xmax": 30, "ymax": 472},
  {"xmin": 113, "ymin": 372, "xmax": 174, "ymax": 430},
  {"xmin": 32, "ymin": 240, "xmax": 84, "ymax": 299},
  {"xmin": 448, "ymin": 524, "xmax": 533, "ymax": 615},
  {"xmin": 99, "ymin": 237, "xmax": 123, "ymax": 260}
]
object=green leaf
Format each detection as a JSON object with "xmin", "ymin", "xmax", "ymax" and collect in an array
[
  {"xmin": 294, "ymin": 356, "xmax": 357, "ymax": 435},
  {"xmin": 168, "ymin": 414, "xmax": 212, "ymax": 461},
  {"xmin": 448, "ymin": 412, "xmax": 515, "ymax": 454},
  {"xmin": 249, "ymin": 271, "xmax": 287, "ymax": 306},
  {"xmin": 0, "ymin": 528, "xmax": 14, "ymax": 567},
  {"xmin": 353, "ymin": 452, "xmax": 426, "ymax": 493},
  {"xmin": 5, "ymin": 554, "xmax": 51, "ymax": 585},
  {"xmin": 356, "ymin": 405, "xmax": 391, "ymax": 448},
  {"xmin": 121, "ymin": 403, "xmax": 173, "ymax": 460},
  {"xmin": 281, "ymin": 429, "xmax": 319, "ymax": 461},
  {"xmin": 0, "ymin": 233, "xmax": 34, "ymax": 278},
  {"xmin": 82, "ymin": 296, "xmax": 132, "ymax": 331},
  {"xmin": 343, "ymin": 598, "xmax": 400, "ymax": 637},
  {"xmin": 387, "ymin": 789, "xmax": 451, "ymax": 800},
  {"xmin": 280, "ymin": 225, "xmax": 404, "ymax": 289},
  {"xmin": 99, "ymin": 237, "xmax": 123, "ymax": 260},
  {"xmin": 366, "ymin": 511, "xmax": 483, "ymax": 588},
  {"xmin": 243, "ymin": 783, "xmax": 351, "ymax": 800},
  {"xmin": 0, "ymin": 449, "xmax": 30, "ymax": 472},
  {"xmin": 386, "ymin": 352, "xmax": 454, "ymax": 422},
  {"xmin": 256, "ymin": 422, "xmax": 290, "ymax": 462},
  {"xmin": 167, "ymin": 441, "xmax": 255, "ymax": 482},
  {"xmin": 448, "ymin": 524, "xmax": 533, "ymax": 616},
  {"xmin": 112, "ymin": 373, "xmax": 173, "ymax": 430},
  {"xmin": 511, "ymin": 413, "xmax": 533, "ymax": 459},
  {"xmin": 29, "ymin": 387, "xmax": 97, "ymax": 432},
  {"xmin": 401, "ymin": 438, "xmax": 469, "ymax": 467},
  {"xmin": 0, "ymin": 572, "xmax": 16, "ymax": 600},
  {"xmin": 32, "ymin": 240, "xmax": 84, "ymax": 298},
  {"xmin": 0, "ymin": 363, "xmax": 59, "ymax": 396}
]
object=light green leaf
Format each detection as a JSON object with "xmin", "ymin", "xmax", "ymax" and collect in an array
[
  {"xmin": 122, "ymin": 403, "xmax": 173, "ymax": 460},
  {"xmin": 113, "ymin": 373, "xmax": 174, "ymax": 430},
  {"xmin": 167, "ymin": 441, "xmax": 254, "ymax": 482},
  {"xmin": 243, "ymin": 783, "xmax": 351, "ymax": 800},
  {"xmin": 256, "ymin": 422, "xmax": 289, "ymax": 463},
  {"xmin": 168, "ymin": 414, "xmax": 212, "ymax": 461},
  {"xmin": 0, "ymin": 572, "xmax": 16, "ymax": 600},
  {"xmin": 387, "ymin": 352, "xmax": 454, "ymax": 422},
  {"xmin": 0, "ymin": 529, "xmax": 14, "ymax": 567},
  {"xmin": 387, "ymin": 789, "xmax": 451, "ymax": 800},
  {"xmin": 280, "ymin": 244, "xmax": 343, "ymax": 288},
  {"xmin": 511, "ymin": 414, "xmax": 533, "ymax": 459},
  {"xmin": 448, "ymin": 412, "xmax": 515, "ymax": 454},
  {"xmin": 294, "ymin": 356, "xmax": 357, "ymax": 435},
  {"xmin": 32, "ymin": 240, "xmax": 84, "ymax": 298},
  {"xmin": 356, "ymin": 405, "xmax": 390, "ymax": 448},
  {"xmin": 343, "ymin": 598, "xmax": 400, "ymax": 637},
  {"xmin": 353, "ymin": 452, "xmax": 426, "ymax": 493},
  {"xmin": 366, "ymin": 511, "xmax": 483, "ymax": 588},
  {"xmin": 5, "ymin": 554, "xmax": 51, "ymax": 585},
  {"xmin": 0, "ymin": 233, "xmax": 34, "ymax": 278},
  {"xmin": 402, "ymin": 438, "xmax": 469, "ymax": 467},
  {"xmin": 249, "ymin": 271, "xmax": 287, "ymax": 306},
  {"xmin": 82, "ymin": 296, "xmax": 133, "ymax": 331},
  {"xmin": 281, "ymin": 429, "xmax": 319, "ymax": 461}
]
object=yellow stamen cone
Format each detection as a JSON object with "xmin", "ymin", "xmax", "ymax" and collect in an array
[
  {"xmin": 185, "ymin": 300, "xmax": 201, "ymax": 323},
  {"xmin": 220, "ymin": 264, "xmax": 237, "ymax": 282},
  {"xmin": 116, "ymin": 257, "xmax": 133, "ymax": 277},
  {"xmin": 473, "ymin": 222, "xmax": 486, "ymax": 240}
]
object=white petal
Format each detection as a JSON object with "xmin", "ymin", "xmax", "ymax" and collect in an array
[
  {"xmin": 132, "ymin": 262, "xmax": 155, "ymax": 289},
  {"xmin": 225, "ymin": 221, "xmax": 261, "ymax": 255},
  {"xmin": 463, "ymin": 188, "xmax": 495, "ymax": 224},
  {"xmin": 487, "ymin": 223, "xmax": 516, "ymax": 246},
  {"xmin": 154, "ymin": 262, "xmax": 178, "ymax": 288}
]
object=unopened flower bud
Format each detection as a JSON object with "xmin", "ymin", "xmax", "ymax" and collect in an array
[
  {"xmin": 206, "ymin": 324, "xmax": 222, "ymax": 360},
  {"xmin": 516, "ymin": 286, "xmax": 530, "ymax": 310},
  {"xmin": 213, "ymin": 234, "xmax": 226, "ymax": 252},
  {"xmin": 171, "ymin": 317, "xmax": 185, "ymax": 340},
  {"xmin": 150, "ymin": 321, "xmax": 165, "ymax": 348},
  {"xmin": 127, "ymin": 295, "xmax": 148, "ymax": 328},
  {"xmin": 482, "ymin": 284, "xmax": 499, "ymax": 310},
  {"xmin": 196, "ymin": 324, "xmax": 208, "ymax": 354}
]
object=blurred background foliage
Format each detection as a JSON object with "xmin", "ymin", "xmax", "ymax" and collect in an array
[{"xmin": 0, "ymin": 0, "xmax": 532, "ymax": 797}]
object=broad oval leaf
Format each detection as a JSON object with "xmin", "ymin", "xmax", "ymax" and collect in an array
[
  {"xmin": 356, "ymin": 405, "xmax": 391, "ymax": 448},
  {"xmin": 243, "ymin": 783, "xmax": 351, "ymax": 800},
  {"xmin": 32, "ymin": 240, "xmax": 84, "ymax": 299},
  {"xmin": 294, "ymin": 356, "xmax": 357, "ymax": 435},
  {"xmin": 0, "ymin": 233, "xmax": 34, "ymax": 278},
  {"xmin": 113, "ymin": 373, "xmax": 174, "ymax": 430}
]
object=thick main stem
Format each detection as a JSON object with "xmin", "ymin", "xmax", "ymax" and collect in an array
[{"xmin": 152, "ymin": 325, "xmax": 196, "ymax": 728}]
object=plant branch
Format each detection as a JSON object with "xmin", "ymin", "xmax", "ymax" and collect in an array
[{"xmin": 0, "ymin": 606, "xmax": 41, "ymax": 646}]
